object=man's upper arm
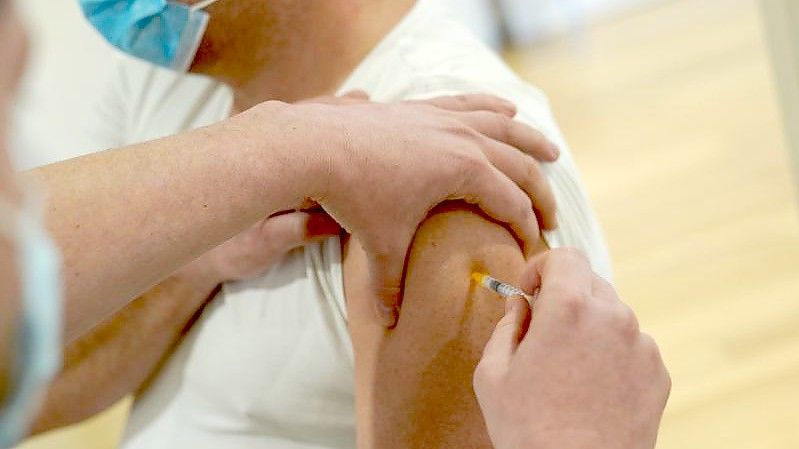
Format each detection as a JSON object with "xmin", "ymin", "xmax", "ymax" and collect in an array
[
  {"xmin": 401, "ymin": 78, "xmax": 613, "ymax": 280},
  {"xmin": 345, "ymin": 201, "xmax": 537, "ymax": 449}
]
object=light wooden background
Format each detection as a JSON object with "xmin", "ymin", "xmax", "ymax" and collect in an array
[
  {"xmin": 508, "ymin": 0, "xmax": 799, "ymax": 447},
  {"xmin": 18, "ymin": 0, "xmax": 799, "ymax": 447}
]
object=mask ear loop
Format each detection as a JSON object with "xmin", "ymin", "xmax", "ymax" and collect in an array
[
  {"xmin": 0, "ymin": 176, "xmax": 60, "ymax": 448},
  {"xmin": 0, "ymin": 186, "xmax": 28, "ymax": 411},
  {"xmin": 0, "ymin": 197, "xmax": 18, "ymax": 242},
  {"xmin": 191, "ymin": 0, "xmax": 222, "ymax": 11},
  {"xmin": 0, "ymin": 177, "xmax": 47, "ymax": 243}
]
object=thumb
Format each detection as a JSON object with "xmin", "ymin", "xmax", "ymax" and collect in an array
[
  {"xmin": 366, "ymin": 237, "xmax": 413, "ymax": 328},
  {"xmin": 481, "ymin": 297, "xmax": 530, "ymax": 367}
]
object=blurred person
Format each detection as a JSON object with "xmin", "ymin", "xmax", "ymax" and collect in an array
[
  {"xmin": 0, "ymin": 1, "xmax": 23, "ymax": 386},
  {"xmin": 27, "ymin": 1, "xmax": 612, "ymax": 448},
  {"xmin": 0, "ymin": 3, "xmax": 63, "ymax": 446}
]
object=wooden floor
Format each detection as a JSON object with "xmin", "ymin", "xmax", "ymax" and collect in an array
[{"xmin": 19, "ymin": 0, "xmax": 799, "ymax": 447}]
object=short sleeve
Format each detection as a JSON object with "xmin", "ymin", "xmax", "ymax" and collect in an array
[
  {"xmin": 84, "ymin": 59, "xmax": 132, "ymax": 152},
  {"xmin": 398, "ymin": 74, "xmax": 614, "ymax": 281}
]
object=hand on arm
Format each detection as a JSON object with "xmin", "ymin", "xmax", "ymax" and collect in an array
[
  {"xmin": 474, "ymin": 248, "xmax": 670, "ymax": 449},
  {"xmin": 300, "ymin": 93, "xmax": 558, "ymax": 327},
  {"xmin": 33, "ymin": 92, "xmax": 555, "ymax": 338}
]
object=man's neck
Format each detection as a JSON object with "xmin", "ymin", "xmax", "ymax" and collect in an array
[{"xmin": 228, "ymin": 1, "xmax": 416, "ymax": 112}]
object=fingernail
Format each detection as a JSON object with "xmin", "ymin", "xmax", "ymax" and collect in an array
[
  {"xmin": 377, "ymin": 302, "xmax": 399, "ymax": 328},
  {"xmin": 501, "ymin": 100, "xmax": 517, "ymax": 115},
  {"xmin": 549, "ymin": 142, "xmax": 561, "ymax": 159}
]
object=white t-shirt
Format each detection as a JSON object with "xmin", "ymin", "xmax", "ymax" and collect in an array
[{"xmin": 86, "ymin": 2, "xmax": 612, "ymax": 448}]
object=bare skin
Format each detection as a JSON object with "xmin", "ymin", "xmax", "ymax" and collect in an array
[
  {"xmin": 29, "ymin": 0, "xmax": 557, "ymax": 444},
  {"xmin": 30, "ymin": 270, "xmax": 219, "ymax": 434},
  {"xmin": 32, "ymin": 210, "xmax": 342, "ymax": 432},
  {"xmin": 346, "ymin": 202, "xmax": 543, "ymax": 448},
  {"xmin": 8, "ymin": 3, "xmax": 669, "ymax": 448},
  {"xmin": 474, "ymin": 249, "xmax": 670, "ymax": 449}
]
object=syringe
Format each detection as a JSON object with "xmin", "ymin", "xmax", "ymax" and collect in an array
[{"xmin": 471, "ymin": 272, "xmax": 537, "ymax": 304}]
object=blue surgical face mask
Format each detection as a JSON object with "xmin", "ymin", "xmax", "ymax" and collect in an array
[
  {"xmin": 0, "ymin": 185, "xmax": 62, "ymax": 448},
  {"xmin": 79, "ymin": 0, "xmax": 221, "ymax": 71}
]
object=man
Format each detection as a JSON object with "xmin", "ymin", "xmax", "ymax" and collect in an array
[
  {"xmin": 32, "ymin": 1, "xmax": 613, "ymax": 448},
  {"xmin": 4, "ymin": 0, "xmax": 559, "ymax": 343},
  {"xmin": 0, "ymin": 0, "xmax": 562, "ymax": 444}
]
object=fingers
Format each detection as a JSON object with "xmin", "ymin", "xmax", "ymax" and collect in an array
[
  {"xmin": 341, "ymin": 89, "xmax": 370, "ymax": 100},
  {"xmin": 303, "ymin": 90, "xmax": 371, "ymax": 106},
  {"xmin": 303, "ymin": 211, "xmax": 343, "ymax": 240},
  {"xmin": 519, "ymin": 248, "xmax": 594, "ymax": 309},
  {"xmin": 417, "ymin": 93, "xmax": 517, "ymax": 117},
  {"xmin": 481, "ymin": 297, "xmax": 531, "ymax": 366},
  {"xmin": 480, "ymin": 140, "xmax": 558, "ymax": 230},
  {"xmin": 454, "ymin": 110, "xmax": 559, "ymax": 162},
  {"xmin": 591, "ymin": 273, "xmax": 619, "ymax": 305},
  {"xmin": 263, "ymin": 211, "xmax": 342, "ymax": 254},
  {"xmin": 458, "ymin": 163, "xmax": 541, "ymax": 258},
  {"xmin": 365, "ymin": 231, "xmax": 415, "ymax": 328}
]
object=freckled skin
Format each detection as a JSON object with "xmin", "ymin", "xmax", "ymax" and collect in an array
[{"xmin": 345, "ymin": 201, "xmax": 543, "ymax": 449}]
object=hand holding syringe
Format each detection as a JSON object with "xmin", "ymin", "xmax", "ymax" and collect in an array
[{"xmin": 472, "ymin": 249, "xmax": 669, "ymax": 449}]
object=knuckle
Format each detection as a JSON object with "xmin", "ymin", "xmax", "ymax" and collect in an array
[
  {"xmin": 640, "ymin": 332, "xmax": 658, "ymax": 352},
  {"xmin": 444, "ymin": 120, "xmax": 483, "ymax": 146},
  {"xmin": 559, "ymin": 288, "xmax": 589, "ymax": 320},
  {"xmin": 524, "ymin": 157, "xmax": 542, "ymax": 183},
  {"xmin": 492, "ymin": 113, "xmax": 512, "ymax": 141},
  {"xmin": 616, "ymin": 305, "xmax": 640, "ymax": 338},
  {"xmin": 474, "ymin": 360, "xmax": 503, "ymax": 390},
  {"xmin": 473, "ymin": 361, "xmax": 489, "ymax": 387},
  {"xmin": 456, "ymin": 148, "xmax": 488, "ymax": 175},
  {"xmin": 473, "ymin": 359, "xmax": 489, "ymax": 380},
  {"xmin": 518, "ymin": 193, "xmax": 534, "ymax": 219},
  {"xmin": 454, "ymin": 94, "xmax": 470, "ymax": 108},
  {"xmin": 593, "ymin": 275, "xmax": 615, "ymax": 296},
  {"xmin": 531, "ymin": 174, "xmax": 555, "ymax": 208},
  {"xmin": 663, "ymin": 368, "xmax": 673, "ymax": 397},
  {"xmin": 367, "ymin": 239, "xmax": 396, "ymax": 260},
  {"xmin": 266, "ymin": 221, "xmax": 299, "ymax": 244},
  {"xmin": 472, "ymin": 366, "xmax": 489, "ymax": 394},
  {"xmin": 522, "ymin": 206, "xmax": 537, "ymax": 236},
  {"xmin": 641, "ymin": 333, "xmax": 666, "ymax": 366},
  {"xmin": 640, "ymin": 332, "xmax": 671, "ymax": 396}
]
